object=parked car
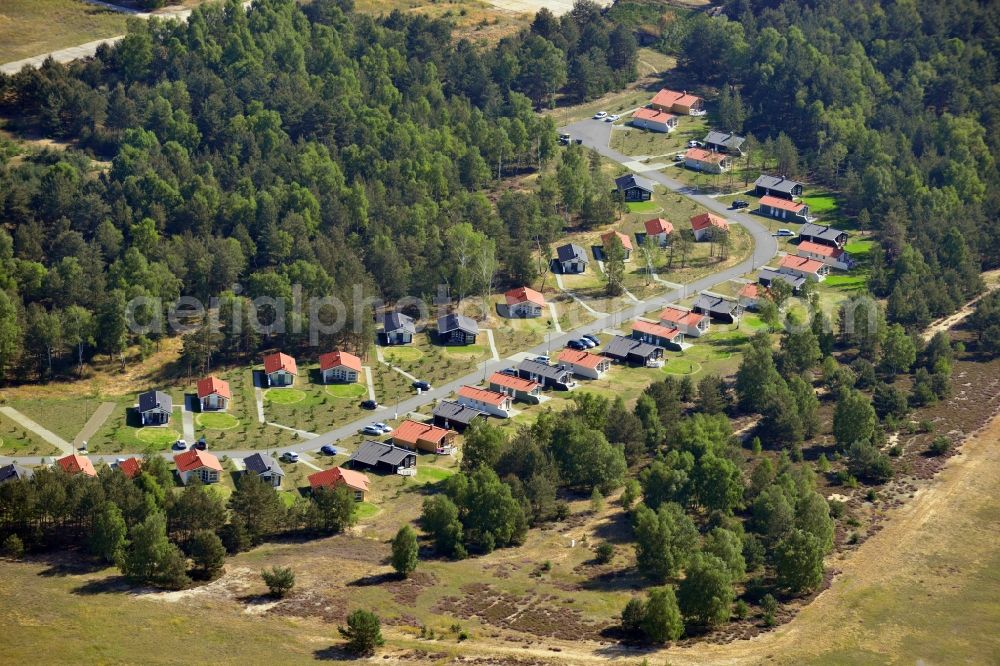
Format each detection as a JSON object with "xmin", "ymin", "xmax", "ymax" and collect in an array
[
  {"xmin": 362, "ymin": 425, "xmax": 383, "ymax": 436},
  {"xmin": 281, "ymin": 451, "xmax": 300, "ymax": 463},
  {"xmin": 412, "ymin": 380, "xmax": 432, "ymax": 392},
  {"xmin": 533, "ymin": 355, "xmax": 550, "ymax": 364},
  {"xmin": 360, "ymin": 399, "xmax": 378, "ymax": 410},
  {"xmin": 320, "ymin": 444, "xmax": 337, "ymax": 456},
  {"xmin": 374, "ymin": 422, "xmax": 392, "ymax": 433},
  {"xmin": 673, "ymin": 153, "xmax": 685, "ymax": 161},
  {"xmin": 731, "ymin": 199, "xmax": 749, "ymax": 209},
  {"xmin": 567, "ymin": 339, "xmax": 587, "ymax": 350},
  {"xmin": 606, "ymin": 114, "xmax": 620, "ymax": 122},
  {"xmin": 687, "ymin": 140, "xmax": 700, "ymax": 148},
  {"xmin": 593, "ymin": 111, "xmax": 607, "ymax": 119},
  {"xmin": 172, "ymin": 439, "xmax": 187, "ymax": 451},
  {"xmin": 582, "ymin": 334, "xmax": 600, "ymax": 345},
  {"xmin": 194, "ymin": 438, "xmax": 207, "ymax": 450},
  {"xmin": 776, "ymin": 228, "xmax": 795, "ymax": 237},
  {"xmin": 578, "ymin": 338, "xmax": 597, "ymax": 349},
  {"xmin": 559, "ymin": 133, "xmax": 571, "ymax": 144}
]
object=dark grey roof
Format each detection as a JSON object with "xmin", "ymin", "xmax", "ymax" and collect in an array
[
  {"xmin": 350, "ymin": 440, "xmax": 413, "ymax": 468},
  {"xmin": 556, "ymin": 243, "xmax": 588, "ymax": 263},
  {"xmin": 758, "ymin": 268, "xmax": 806, "ymax": 290},
  {"xmin": 383, "ymin": 311, "xmax": 416, "ymax": 334},
  {"xmin": 437, "ymin": 313, "xmax": 478, "ymax": 335},
  {"xmin": 604, "ymin": 335, "xmax": 661, "ymax": 359},
  {"xmin": 615, "ymin": 173, "xmax": 656, "ymax": 193},
  {"xmin": 244, "ymin": 452, "xmax": 283, "ymax": 477},
  {"xmin": 693, "ymin": 294, "xmax": 740, "ymax": 315},
  {"xmin": 138, "ymin": 390, "xmax": 172, "ymax": 414},
  {"xmin": 800, "ymin": 223, "xmax": 846, "ymax": 243},
  {"xmin": 755, "ymin": 174, "xmax": 803, "ymax": 194},
  {"xmin": 433, "ymin": 400, "xmax": 487, "ymax": 425},
  {"xmin": 517, "ymin": 359, "xmax": 573, "ymax": 381},
  {"xmin": 703, "ymin": 131, "xmax": 745, "ymax": 150},
  {"xmin": 0, "ymin": 463, "xmax": 32, "ymax": 484}
]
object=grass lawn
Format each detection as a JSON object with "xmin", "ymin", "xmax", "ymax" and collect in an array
[
  {"xmin": 135, "ymin": 427, "xmax": 181, "ymax": 446},
  {"xmin": 610, "ymin": 114, "xmax": 709, "ymax": 158},
  {"xmin": 196, "ymin": 412, "xmax": 239, "ymax": 430},
  {"xmin": 380, "ymin": 333, "xmax": 482, "ymax": 388},
  {"xmin": 0, "ymin": 0, "xmax": 128, "ymax": 63},
  {"xmin": 382, "ymin": 346, "xmax": 424, "ymax": 364},
  {"xmin": 0, "ymin": 411, "xmax": 61, "ymax": 457},
  {"xmin": 8, "ymin": 396, "xmax": 98, "ymax": 442},
  {"xmin": 801, "ymin": 192, "xmax": 838, "ymax": 214},
  {"xmin": 662, "ymin": 358, "xmax": 700, "ymax": 375},
  {"xmin": 844, "ymin": 239, "xmax": 875, "ymax": 256},
  {"xmin": 626, "ymin": 200, "xmax": 660, "ymax": 214},
  {"xmin": 261, "ymin": 368, "xmax": 372, "ymax": 436},
  {"xmin": 264, "ymin": 388, "xmax": 307, "ymax": 405},
  {"xmin": 355, "ymin": 501, "xmax": 380, "ymax": 520},
  {"xmin": 325, "ymin": 383, "xmax": 367, "ymax": 399}
]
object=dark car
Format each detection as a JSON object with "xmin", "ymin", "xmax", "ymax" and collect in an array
[
  {"xmin": 360, "ymin": 399, "xmax": 378, "ymax": 410},
  {"xmin": 566, "ymin": 339, "xmax": 587, "ymax": 350},
  {"xmin": 412, "ymin": 380, "xmax": 432, "ymax": 392},
  {"xmin": 194, "ymin": 438, "xmax": 207, "ymax": 450},
  {"xmin": 582, "ymin": 334, "xmax": 600, "ymax": 345},
  {"xmin": 732, "ymin": 199, "xmax": 750, "ymax": 209},
  {"xmin": 320, "ymin": 444, "xmax": 337, "ymax": 456}
]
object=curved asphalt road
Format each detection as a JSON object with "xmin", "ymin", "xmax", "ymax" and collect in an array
[{"xmin": 1, "ymin": 118, "xmax": 776, "ymax": 468}]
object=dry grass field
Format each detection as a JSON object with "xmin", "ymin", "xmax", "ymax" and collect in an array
[{"xmin": 0, "ymin": 0, "xmax": 127, "ymax": 64}]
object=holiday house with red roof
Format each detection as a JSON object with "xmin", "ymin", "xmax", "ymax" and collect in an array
[
  {"xmin": 630, "ymin": 107, "xmax": 678, "ymax": 133},
  {"xmin": 309, "ymin": 466, "xmax": 370, "ymax": 502},
  {"xmin": 601, "ymin": 230, "xmax": 634, "ymax": 261},
  {"xmin": 659, "ymin": 305, "xmax": 709, "ymax": 338},
  {"xmin": 758, "ymin": 195, "xmax": 812, "ymax": 223},
  {"xmin": 504, "ymin": 287, "xmax": 546, "ymax": 319},
  {"xmin": 644, "ymin": 218, "xmax": 674, "ymax": 246},
  {"xmin": 690, "ymin": 213, "xmax": 730, "ymax": 242},
  {"xmin": 456, "ymin": 385, "xmax": 513, "ymax": 418},
  {"xmin": 738, "ymin": 283, "xmax": 763, "ymax": 309},
  {"xmin": 488, "ymin": 372, "xmax": 542, "ymax": 404},
  {"xmin": 392, "ymin": 419, "xmax": 456, "ymax": 453},
  {"xmin": 684, "ymin": 147, "xmax": 732, "ymax": 174},
  {"xmin": 796, "ymin": 240, "xmax": 855, "ymax": 270},
  {"xmin": 197, "ymin": 375, "xmax": 231, "ymax": 411},
  {"xmin": 779, "ymin": 254, "xmax": 829, "ymax": 282},
  {"xmin": 57, "ymin": 453, "xmax": 97, "ymax": 478},
  {"xmin": 649, "ymin": 88, "xmax": 704, "ymax": 115},
  {"xmin": 631, "ymin": 319, "xmax": 685, "ymax": 350},
  {"xmin": 557, "ymin": 349, "xmax": 611, "ymax": 380},
  {"xmin": 174, "ymin": 449, "xmax": 223, "ymax": 485},
  {"xmin": 116, "ymin": 457, "xmax": 143, "ymax": 479},
  {"xmin": 319, "ymin": 350, "xmax": 362, "ymax": 384},
  {"xmin": 262, "ymin": 351, "xmax": 297, "ymax": 387}
]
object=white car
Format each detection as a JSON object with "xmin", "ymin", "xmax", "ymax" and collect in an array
[
  {"xmin": 593, "ymin": 111, "xmax": 608, "ymax": 119},
  {"xmin": 362, "ymin": 425, "xmax": 383, "ymax": 436},
  {"xmin": 687, "ymin": 140, "xmax": 700, "ymax": 148},
  {"xmin": 281, "ymin": 451, "xmax": 300, "ymax": 463},
  {"xmin": 606, "ymin": 114, "xmax": 620, "ymax": 122},
  {"xmin": 374, "ymin": 422, "xmax": 392, "ymax": 433}
]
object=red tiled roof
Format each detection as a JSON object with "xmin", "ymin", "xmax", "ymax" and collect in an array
[
  {"xmin": 457, "ymin": 385, "xmax": 509, "ymax": 407},
  {"xmin": 644, "ymin": 217, "xmax": 674, "ymax": 236},
  {"xmin": 601, "ymin": 230, "xmax": 633, "ymax": 251},
  {"xmin": 797, "ymin": 240, "xmax": 844, "ymax": 258},
  {"xmin": 319, "ymin": 350, "xmax": 362, "ymax": 373},
  {"xmin": 309, "ymin": 466, "xmax": 369, "ymax": 492},
  {"xmin": 557, "ymin": 348, "xmax": 609, "ymax": 370},
  {"xmin": 57, "ymin": 453, "xmax": 97, "ymax": 477},
  {"xmin": 489, "ymin": 372, "xmax": 540, "ymax": 393},
  {"xmin": 174, "ymin": 449, "xmax": 223, "ymax": 473},
  {"xmin": 650, "ymin": 88, "xmax": 702, "ymax": 109},
  {"xmin": 393, "ymin": 419, "xmax": 452, "ymax": 446},
  {"xmin": 504, "ymin": 287, "xmax": 546, "ymax": 307},
  {"xmin": 263, "ymin": 352, "xmax": 297, "ymax": 375},
  {"xmin": 633, "ymin": 107, "xmax": 676, "ymax": 123},
  {"xmin": 197, "ymin": 375, "xmax": 231, "ymax": 400},
  {"xmin": 739, "ymin": 283, "xmax": 761, "ymax": 299},
  {"xmin": 760, "ymin": 195, "xmax": 806, "ymax": 213},
  {"xmin": 780, "ymin": 255, "xmax": 825, "ymax": 274},
  {"xmin": 632, "ymin": 319, "xmax": 682, "ymax": 341},
  {"xmin": 685, "ymin": 148, "xmax": 728, "ymax": 164},
  {"xmin": 690, "ymin": 213, "xmax": 729, "ymax": 232},
  {"xmin": 118, "ymin": 457, "xmax": 143, "ymax": 479},
  {"xmin": 659, "ymin": 306, "xmax": 706, "ymax": 328}
]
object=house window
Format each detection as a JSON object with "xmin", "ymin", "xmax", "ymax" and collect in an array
[{"xmin": 354, "ymin": 490, "xmax": 363, "ymax": 502}]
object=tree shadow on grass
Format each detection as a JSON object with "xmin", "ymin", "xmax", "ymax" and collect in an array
[
  {"xmin": 35, "ymin": 552, "xmax": 106, "ymax": 578},
  {"xmin": 347, "ymin": 571, "xmax": 398, "ymax": 587},
  {"xmin": 313, "ymin": 646, "xmax": 356, "ymax": 662},
  {"xmin": 71, "ymin": 574, "xmax": 134, "ymax": 595}
]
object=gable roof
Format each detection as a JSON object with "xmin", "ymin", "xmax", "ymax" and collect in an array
[
  {"xmin": 738, "ymin": 283, "xmax": 761, "ymax": 300},
  {"xmin": 174, "ymin": 449, "xmax": 223, "ymax": 473},
  {"xmin": 517, "ymin": 359, "xmax": 573, "ymax": 382},
  {"xmin": 197, "ymin": 376, "xmax": 231, "ymax": 400},
  {"xmin": 685, "ymin": 147, "xmax": 728, "ymax": 164},
  {"xmin": 57, "ymin": 453, "xmax": 97, "ymax": 477},
  {"xmin": 758, "ymin": 267, "xmax": 806, "ymax": 290},
  {"xmin": 633, "ymin": 107, "xmax": 676, "ymax": 123},
  {"xmin": 690, "ymin": 212, "xmax": 729, "ymax": 232},
  {"xmin": 383, "ymin": 311, "xmax": 416, "ymax": 334},
  {"xmin": 703, "ymin": 131, "xmax": 745, "ymax": 150},
  {"xmin": 556, "ymin": 243, "xmax": 588, "ymax": 263},
  {"xmin": 244, "ymin": 452, "xmax": 283, "ymax": 477},
  {"xmin": 457, "ymin": 385, "xmax": 509, "ymax": 407},
  {"xmin": 779, "ymin": 255, "xmax": 826, "ymax": 274},
  {"xmin": 489, "ymin": 372, "xmax": 540, "ymax": 392},
  {"xmin": 309, "ymin": 466, "xmax": 369, "ymax": 492},
  {"xmin": 614, "ymin": 173, "xmax": 656, "ymax": 193},
  {"xmin": 659, "ymin": 306, "xmax": 707, "ymax": 328},
  {"xmin": 393, "ymin": 419, "xmax": 452, "ymax": 446},
  {"xmin": 117, "ymin": 457, "xmax": 143, "ymax": 479},
  {"xmin": 798, "ymin": 240, "xmax": 844, "ymax": 258},
  {"xmin": 693, "ymin": 293, "xmax": 740, "ymax": 315},
  {"xmin": 505, "ymin": 287, "xmax": 545, "ymax": 307},
  {"xmin": 319, "ymin": 350, "xmax": 362, "ymax": 373},
  {"xmin": 433, "ymin": 400, "xmax": 488, "ymax": 425},
  {"xmin": 602, "ymin": 230, "xmax": 634, "ymax": 251},
  {"xmin": 800, "ymin": 222, "xmax": 846, "ymax": 243},
  {"xmin": 754, "ymin": 174, "xmax": 803, "ymax": 195},
  {"xmin": 644, "ymin": 218, "xmax": 673, "ymax": 236},
  {"xmin": 0, "ymin": 463, "xmax": 33, "ymax": 483},
  {"xmin": 759, "ymin": 195, "xmax": 807, "ymax": 213},
  {"xmin": 557, "ymin": 348, "xmax": 609, "ymax": 369},
  {"xmin": 138, "ymin": 390, "xmax": 172, "ymax": 414},
  {"xmin": 263, "ymin": 352, "xmax": 297, "ymax": 376},
  {"xmin": 350, "ymin": 440, "xmax": 413, "ymax": 467},
  {"xmin": 604, "ymin": 335, "xmax": 661, "ymax": 359},
  {"xmin": 437, "ymin": 313, "xmax": 478, "ymax": 335},
  {"xmin": 632, "ymin": 319, "xmax": 682, "ymax": 341},
  {"xmin": 651, "ymin": 88, "xmax": 702, "ymax": 109}
]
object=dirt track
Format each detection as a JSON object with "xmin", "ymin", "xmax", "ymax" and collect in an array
[{"xmin": 484, "ymin": 0, "xmax": 612, "ymax": 16}]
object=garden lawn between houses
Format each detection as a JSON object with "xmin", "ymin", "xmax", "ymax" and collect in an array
[
  {"xmin": 0, "ymin": 410, "xmax": 61, "ymax": 457},
  {"xmin": 610, "ymin": 113, "xmax": 709, "ymax": 158},
  {"xmin": 8, "ymin": 396, "xmax": 98, "ymax": 443},
  {"xmin": 379, "ymin": 332, "xmax": 484, "ymax": 389}
]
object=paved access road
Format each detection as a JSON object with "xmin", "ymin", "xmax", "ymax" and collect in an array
[{"xmin": 0, "ymin": 119, "xmax": 776, "ymax": 468}]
